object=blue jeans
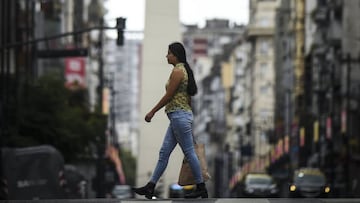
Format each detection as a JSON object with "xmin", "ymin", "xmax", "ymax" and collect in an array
[{"xmin": 150, "ymin": 110, "xmax": 203, "ymax": 184}]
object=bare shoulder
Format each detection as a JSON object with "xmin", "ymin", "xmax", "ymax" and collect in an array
[{"xmin": 171, "ymin": 68, "xmax": 184, "ymax": 79}]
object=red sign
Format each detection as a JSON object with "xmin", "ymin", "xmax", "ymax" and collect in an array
[
  {"xmin": 300, "ymin": 127, "xmax": 305, "ymax": 147},
  {"xmin": 65, "ymin": 57, "xmax": 86, "ymax": 88},
  {"xmin": 341, "ymin": 110, "xmax": 346, "ymax": 134},
  {"xmin": 284, "ymin": 136, "xmax": 289, "ymax": 153},
  {"xmin": 326, "ymin": 117, "xmax": 332, "ymax": 139}
]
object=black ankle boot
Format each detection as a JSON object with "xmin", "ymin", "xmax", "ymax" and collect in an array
[
  {"xmin": 185, "ymin": 182, "xmax": 208, "ymax": 198},
  {"xmin": 132, "ymin": 182, "xmax": 156, "ymax": 199}
]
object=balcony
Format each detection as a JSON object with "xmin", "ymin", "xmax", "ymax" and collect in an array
[
  {"xmin": 327, "ymin": 21, "xmax": 342, "ymax": 46},
  {"xmin": 247, "ymin": 26, "xmax": 275, "ymax": 38},
  {"xmin": 312, "ymin": 7, "xmax": 329, "ymax": 25}
]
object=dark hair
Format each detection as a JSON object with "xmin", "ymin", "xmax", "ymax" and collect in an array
[{"xmin": 168, "ymin": 42, "xmax": 198, "ymax": 96}]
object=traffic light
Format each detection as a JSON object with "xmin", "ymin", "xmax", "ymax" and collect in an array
[{"xmin": 116, "ymin": 17, "xmax": 126, "ymax": 46}]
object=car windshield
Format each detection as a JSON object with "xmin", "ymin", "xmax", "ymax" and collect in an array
[
  {"xmin": 246, "ymin": 176, "xmax": 272, "ymax": 185},
  {"xmin": 294, "ymin": 173, "xmax": 325, "ymax": 185},
  {"xmin": 113, "ymin": 186, "xmax": 131, "ymax": 195}
]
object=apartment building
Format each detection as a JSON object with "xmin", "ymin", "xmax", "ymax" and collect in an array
[
  {"xmin": 248, "ymin": 0, "xmax": 279, "ymax": 161},
  {"xmin": 182, "ymin": 19, "xmax": 246, "ymax": 197}
]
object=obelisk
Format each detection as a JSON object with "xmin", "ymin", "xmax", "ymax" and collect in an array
[{"xmin": 137, "ymin": 0, "xmax": 182, "ymax": 198}]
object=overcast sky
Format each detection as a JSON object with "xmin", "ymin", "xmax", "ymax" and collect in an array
[{"xmin": 104, "ymin": 0, "xmax": 249, "ymax": 31}]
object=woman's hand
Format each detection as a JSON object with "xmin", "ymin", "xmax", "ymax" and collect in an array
[{"xmin": 145, "ymin": 111, "xmax": 155, "ymax": 122}]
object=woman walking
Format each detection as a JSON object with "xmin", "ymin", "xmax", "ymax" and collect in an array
[{"xmin": 132, "ymin": 42, "xmax": 208, "ymax": 199}]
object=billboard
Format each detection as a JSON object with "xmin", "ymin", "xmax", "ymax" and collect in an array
[{"xmin": 64, "ymin": 57, "xmax": 86, "ymax": 89}]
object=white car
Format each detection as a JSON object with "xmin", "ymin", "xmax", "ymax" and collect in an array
[{"xmin": 112, "ymin": 185, "xmax": 133, "ymax": 199}]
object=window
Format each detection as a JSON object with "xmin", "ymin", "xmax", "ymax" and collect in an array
[
  {"xmin": 260, "ymin": 41, "xmax": 269, "ymax": 55},
  {"xmin": 258, "ymin": 17, "xmax": 270, "ymax": 27},
  {"xmin": 260, "ymin": 86, "xmax": 268, "ymax": 94},
  {"xmin": 260, "ymin": 62, "xmax": 267, "ymax": 76},
  {"xmin": 236, "ymin": 58, "xmax": 244, "ymax": 76}
]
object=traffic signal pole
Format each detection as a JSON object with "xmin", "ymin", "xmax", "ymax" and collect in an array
[
  {"xmin": 96, "ymin": 18, "xmax": 106, "ymax": 198},
  {"xmin": 0, "ymin": 25, "xmax": 123, "ymax": 50}
]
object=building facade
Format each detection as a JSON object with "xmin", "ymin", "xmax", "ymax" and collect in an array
[
  {"xmin": 272, "ymin": 0, "xmax": 360, "ymax": 197},
  {"xmin": 182, "ymin": 19, "xmax": 246, "ymax": 197},
  {"xmin": 248, "ymin": 0, "xmax": 278, "ymax": 165}
]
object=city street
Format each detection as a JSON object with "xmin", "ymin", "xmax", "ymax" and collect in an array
[
  {"xmin": 2, "ymin": 199, "xmax": 360, "ymax": 203},
  {"xmin": 2, "ymin": 0, "xmax": 360, "ymax": 201}
]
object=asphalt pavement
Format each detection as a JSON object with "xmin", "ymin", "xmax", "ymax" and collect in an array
[{"xmin": 1, "ymin": 199, "xmax": 360, "ymax": 203}]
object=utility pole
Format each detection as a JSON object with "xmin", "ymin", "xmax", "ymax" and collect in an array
[
  {"xmin": 98, "ymin": 18, "xmax": 104, "ymax": 114},
  {"xmin": 343, "ymin": 53, "xmax": 351, "ymax": 197},
  {"xmin": 342, "ymin": 53, "xmax": 360, "ymax": 197},
  {"xmin": 95, "ymin": 17, "xmax": 126, "ymax": 196},
  {"xmin": 95, "ymin": 17, "xmax": 106, "ymax": 198},
  {"xmin": 110, "ymin": 73, "xmax": 117, "ymax": 145}
]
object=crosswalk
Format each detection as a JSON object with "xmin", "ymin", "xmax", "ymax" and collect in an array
[{"xmin": 2, "ymin": 199, "xmax": 360, "ymax": 203}]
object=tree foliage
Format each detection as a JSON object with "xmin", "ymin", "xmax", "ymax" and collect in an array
[{"xmin": 5, "ymin": 74, "xmax": 107, "ymax": 162}]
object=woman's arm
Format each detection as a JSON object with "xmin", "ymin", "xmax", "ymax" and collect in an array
[{"xmin": 145, "ymin": 68, "xmax": 183, "ymax": 122}]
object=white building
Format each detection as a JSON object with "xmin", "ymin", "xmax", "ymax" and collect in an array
[
  {"xmin": 104, "ymin": 38, "xmax": 142, "ymax": 155},
  {"xmin": 248, "ymin": 0, "xmax": 279, "ymax": 158}
]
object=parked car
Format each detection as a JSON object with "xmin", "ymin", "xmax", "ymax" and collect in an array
[
  {"xmin": 168, "ymin": 183, "xmax": 184, "ymax": 198},
  {"xmin": 111, "ymin": 185, "xmax": 133, "ymax": 199},
  {"xmin": 63, "ymin": 165, "xmax": 87, "ymax": 199},
  {"xmin": 239, "ymin": 173, "xmax": 279, "ymax": 197},
  {"xmin": 168, "ymin": 183, "xmax": 196, "ymax": 198},
  {"xmin": 289, "ymin": 167, "xmax": 331, "ymax": 198},
  {"xmin": 1, "ymin": 145, "xmax": 66, "ymax": 200}
]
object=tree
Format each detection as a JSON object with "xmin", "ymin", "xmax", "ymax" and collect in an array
[{"xmin": 5, "ymin": 74, "xmax": 107, "ymax": 162}]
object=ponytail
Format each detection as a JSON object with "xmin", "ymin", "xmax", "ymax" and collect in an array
[
  {"xmin": 168, "ymin": 42, "xmax": 198, "ymax": 96},
  {"xmin": 184, "ymin": 62, "xmax": 197, "ymax": 96}
]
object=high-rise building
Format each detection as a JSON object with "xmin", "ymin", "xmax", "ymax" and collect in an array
[
  {"xmin": 104, "ymin": 38, "xmax": 142, "ymax": 155},
  {"xmin": 182, "ymin": 19, "xmax": 246, "ymax": 197},
  {"xmin": 248, "ymin": 0, "xmax": 279, "ymax": 160}
]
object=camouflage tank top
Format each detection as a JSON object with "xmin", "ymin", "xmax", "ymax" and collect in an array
[{"xmin": 165, "ymin": 63, "xmax": 192, "ymax": 113}]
